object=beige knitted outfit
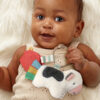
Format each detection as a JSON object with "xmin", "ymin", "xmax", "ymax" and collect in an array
[{"xmin": 11, "ymin": 43, "xmax": 97, "ymax": 100}]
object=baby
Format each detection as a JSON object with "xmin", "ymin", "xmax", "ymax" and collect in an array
[{"xmin": 0, "ymin": 0, "xmax": 100, "ymax": 100}]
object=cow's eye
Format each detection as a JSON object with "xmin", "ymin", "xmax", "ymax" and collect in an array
[{"xmin": 73, "ymin": 82, "xmax": 76, "ymax": 85}]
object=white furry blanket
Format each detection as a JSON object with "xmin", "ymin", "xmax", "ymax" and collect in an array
[{"xmin": 0, "ymin": 0, "xmax": 100, "ymax": 100}]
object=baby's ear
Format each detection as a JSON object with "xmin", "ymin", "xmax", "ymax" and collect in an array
[{"xmin": 74, "ymin": 20, "xmax": 84, "ymax": 38}]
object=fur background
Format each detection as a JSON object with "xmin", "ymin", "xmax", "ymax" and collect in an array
[{"xmin": 0, "ymin": 0, "xmax": 100, "ymax": 100}]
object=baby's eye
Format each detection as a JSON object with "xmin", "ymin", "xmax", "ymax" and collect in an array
[
  {"xmin": 37, "ymin": 15, "xmax": 44, "ymax": 20},
  {"xmin": 55, "ymin": 16, "xmax": 64, "ymax": 22}
]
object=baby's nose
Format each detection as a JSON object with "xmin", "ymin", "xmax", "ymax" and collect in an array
[{"xmin": 43, "ymin": 18, "xmax": 53, "ymax": 29}]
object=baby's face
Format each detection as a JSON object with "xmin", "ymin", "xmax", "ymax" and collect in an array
[{"xmin": 31, "ymin": 0, "xmax": 83, "ymax": 49}]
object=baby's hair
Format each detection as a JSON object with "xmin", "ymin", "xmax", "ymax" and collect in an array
[
  {"xmin": 33, "ymin": 0, "xmax": 83, "ymax": 21},
  {"xmin": 75, "ymin": 0, "xmax": 83, "ymax": 21}
]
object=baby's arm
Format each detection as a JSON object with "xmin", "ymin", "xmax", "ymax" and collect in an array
[
  {"xmin": 77, "ymin": 43, "xmax": 100, "ymax": 87},
  {"xmin": 0, "ymin": 46, "xmax": 26, "ymax": 91},
  {"xmin": 66, "ymin": 43, "xmax": 100, "ymax": 87}
]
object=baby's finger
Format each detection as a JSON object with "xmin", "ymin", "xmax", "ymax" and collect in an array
[
  {"xmin": 67, "ymin": 57, "xmax": 79, "ymax": 64},
  {"xmin": 67, "ymin": 46, "xmax": 76, "ymax": 52},
  {"xmin": 66, "ymin": 51, "xmax": 80, "ymax": 59}
]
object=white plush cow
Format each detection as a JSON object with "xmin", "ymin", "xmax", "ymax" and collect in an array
[{"xmin": 32, "ymin": 65, "xmax": 83, "ymax": 99}]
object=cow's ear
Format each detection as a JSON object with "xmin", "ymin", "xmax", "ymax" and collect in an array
[{"xmin": 65, "ymin": 73, "xmax": 75, "ymax": 81}]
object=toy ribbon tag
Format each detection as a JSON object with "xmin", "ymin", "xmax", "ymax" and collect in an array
[
  {"xmin": 40, "ymin": 55, "xmax": 54, "ymax": 63},
  {"xmin": 25, "ymin": 60, "xmax": 41, "ymax": 80}
]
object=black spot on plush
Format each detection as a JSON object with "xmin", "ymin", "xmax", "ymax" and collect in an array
[{"xmin": 43, "ymin": 67, "xmax": 64, "ymax": 81}]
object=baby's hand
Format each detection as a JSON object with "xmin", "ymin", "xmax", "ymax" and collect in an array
[{"xmin": 66, "ymin": 46, "xmax": 85, "ymax": 71}]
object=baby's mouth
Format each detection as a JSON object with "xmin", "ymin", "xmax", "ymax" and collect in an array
[
  {"xmin": 39, "ymin": 33, "xmax": 55, "ymax": 41},
  {"xmin": 40, "ymin": 34, "xmax": 54, "ymax": 37}
]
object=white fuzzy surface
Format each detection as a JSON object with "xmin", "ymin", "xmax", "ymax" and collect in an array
[
  {"xmin": 0, "ymin": 0, "xmax": 100, "ymax": 100},
  {"xmin": 0, "ymin": 0, "xmax": 34, "ymax": 100},
  {"xmin": 80, "ymin": 0, "xmax": 100, "ymax": 58}
]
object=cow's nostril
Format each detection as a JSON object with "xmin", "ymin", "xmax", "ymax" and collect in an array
[{"xmin": 68, "ymin": 85, "xmax": 82, "ymax": 95}]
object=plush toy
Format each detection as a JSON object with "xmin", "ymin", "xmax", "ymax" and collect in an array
[
  {"xmin": 20, "ymin": 50, "xmax": 83, "ymax": 99},
  {"xmin": 33, "ymin": 65, "xmax": 83, "ymax": 99}
]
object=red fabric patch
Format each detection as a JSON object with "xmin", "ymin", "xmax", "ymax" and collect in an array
[{"xmin": 20, "ymin": 50, "xmax": 41, "ymax": 71}]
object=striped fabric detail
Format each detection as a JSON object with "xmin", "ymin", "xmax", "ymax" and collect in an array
[{"xmin": 41, "ymin": 55, "xmax": 54, "ymax": 63}]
